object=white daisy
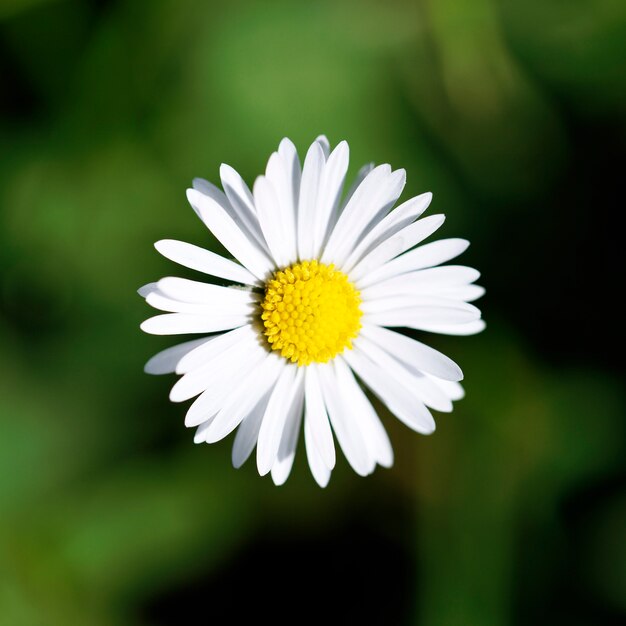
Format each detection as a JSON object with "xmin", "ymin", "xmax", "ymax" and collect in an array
[{"xmin": 140, "ymin": 136, "xmax": 484, "ymax": 487}]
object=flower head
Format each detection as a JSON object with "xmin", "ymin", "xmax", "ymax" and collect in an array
[{"xmin": 140, "ymin": 136, "xmax": 484, "ymax": 486}]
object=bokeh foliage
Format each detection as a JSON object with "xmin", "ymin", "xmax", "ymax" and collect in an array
[{"xmin": 1, "ymin": 1, "xmax": 625, "ymax": 625}]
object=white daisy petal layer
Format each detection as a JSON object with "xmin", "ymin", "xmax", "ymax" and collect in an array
[
  {"xmin": 304, "ymin": 411, "xmax": 331, "ymax": 488},
  {"xmin": 318, "ymin": 362, "xmax": 373, "ymax": 476},
  {"xmin": 297, "ymin": 140, "xmax": 326, "ymax": 260},
  {"xmin": 154, "ymin": 240, "xmax": 258, "ymax": 286},
  {"xmin": 271, "ymin": 373, "xmax": 305, "ymax": 486},
  {"xmin": 350, "ymin": 215, "xmax": 446, "ymax": 285},
  {"xmin": 186, "ymin": 188, "xmax": 274, "ymax": 280},
  {"xmin": 144, "ymin": 337, "xmax": 213, "ymax": 375},
  {"xmin": 231, "ymin": 388, "xmax": 273, "ymax": 468},
  {"xmin": 343, "ymin": 348, "xmax": 436, "ymax": 435},
  {"xmin": 341, "ymin": 192, "xmax": 433, "ymax": 274},
  {"xmin": 356, "ymin": 237, "xmax": 469, "ymax": 289},
  {"xmin": 304, "ymin": 365, "xmax": 336, "ymax": 469},
  {"xmin": 334, "ymin": 357, "xmax": 393, "ymax": 468}
]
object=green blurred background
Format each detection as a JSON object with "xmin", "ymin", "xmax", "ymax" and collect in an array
[{"xmin": 1, "ymin": 0, "xmax": 625, "ymax": 624}]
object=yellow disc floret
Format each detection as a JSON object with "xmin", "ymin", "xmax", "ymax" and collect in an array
[{"xmin": 261, "ymin": 260, "xmax": 362, "ymax": 366}]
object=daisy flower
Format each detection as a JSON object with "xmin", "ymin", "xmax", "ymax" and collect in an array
[{"xmin": 140, "ymin": 136, "xmax": 484, "ymax": 487}]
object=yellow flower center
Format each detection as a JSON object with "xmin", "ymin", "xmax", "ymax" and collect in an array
[{"xmin": 261, "ymin": 260, "xmax": 362, "ymax": 366}]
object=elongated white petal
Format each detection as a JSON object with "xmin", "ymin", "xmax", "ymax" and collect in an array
[
  {"xmin": 253, "ymin": 175, "xmax": 290, "ymax": 268},
  {"xmin": 184, "ymin": 340, "xmax": 268, "ymax": 425},
  {"xmin": 360, "ymin": 324, "xmax": 462, "ymax": 381},
  {"xmin": 343, "ymin": 348, "xmax": 436, "ymax": 434},
  {"xmin": 305, "ymin": 412, "xmax": 331, "ymax": 487},
  {"xmin": 156, "ymin": 277, "xmax": 256, "ymax": 305},
  {"xmin": 172, "ymin": 331, "xmax": 259, "ymax": 403},
  {"xmin": 218, "ymin": 165, "xmax": 270, "ymax": 254},
  {"xmin": 256, "ymin": 365, "xmax": 298, "ymax": 476},
  {"xmin": 354, "ymin": 336, "xmax": 452, "ymax": 412},
  {"xmin": 144, "ymin": 337, "xmax": 213, "ymax": 375},
  {"xmin": 154, "ymin": 239, "xmax": 259, "ymax": 286},
  {"xmin": 358, "ymin": 238, "xmax": 469, "ymax": 289},
  {"xmin": 363, "ymin": 298, "xmax": 481, "ymax": 328},
  {"xmin": 271, "ymin": 373, "xmax": 305, "ymax": 485},
  {"xmin": 187, "ymin": 188, "xmax": 274, "ymax": 280},
  {"xmin": 231, "ymin": 388, "xmax": 273, "ymax": 468},
  {"xmin": 341, "ymin": 192, "xmax": 433, "ymax": 273},
  {"xmin": 318, "ymin": 362, "xmax": 373, "ymax": 476},
  {"xmin": 138, "ymin": 282, "xmax": 159, "ymax": 298},
  {"xmin": 203, "ymin": 354, "xmax": 284, "ymax": 443},
  {"xmin": 350, "ymin": 215, "xmax": 445, "ymax": 284},
  {"xmin": 193, "ymin": 175, "xmax": 268, "ymax": 257},
  {"xmin": 341, "ymin": 162, "xmax": 374, "ymax": 210},
  {"xmin": 426, "ymin": 374, "xmax": 465, "ymax": 401},
  {"xmin": 322, "ymin": 166, "xmax": 406, "ymax": 267},
  {"xmin": 334, "ymin": 358, "xmax": 393, "ymax": 468},
  {"xmin": 315, "ymin": 134, "xmax": 330, "ymax": 159},
  {"xmin": 145, "ymin": 291, "xmax": 256, "ymax": 316},
  {"xmin": 297, "ymin": 141, "xmax": 325, "ymax": 260},
  {"xmin": 265, "ymin": 151, "xmax": 298, "ymax": 264},
  {"xmin": 176, "ymin": 324, "xmax": 256, "ymax": 374},
  {"xmin": 140, "ymin": 313, "xmax": 248, "ymax": 336},
  {"xmin": 411, "ymin": 319, "xmax": 486, "ymax": 336},
  {"xmin": 304, "ymin": 365, "xmax": 336, "ymax": 469},
  {"xmin": 360, "ymin": 266, "xmax": 481, "ymax": 301},
  {"xmin": 427, "ymin": 284, "xmax": 486, "ymax": 302},
  {"xmin": 312, "ymin": 140, "xmax": 349, "ymax": 257}
]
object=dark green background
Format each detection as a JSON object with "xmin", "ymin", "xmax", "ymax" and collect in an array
[{"xmin": 1, "ymin": 1, "xmax": 624, "ymax": 624}]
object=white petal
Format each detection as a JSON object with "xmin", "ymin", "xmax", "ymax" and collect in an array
[
  {"xmin": 426, "ymin": 374, "xmax": 465, "ymax": 401},
  {"xmin": 145, "ymin": 291, "xmax": 256, "ymax": 316},
  {"xmin": 363, "ymin": 298, "xmax": 481, "ymax": 328},
  {"xmin": 154, "ymin": 239, "xmax": 259, "ymax": 286},
  {"xmin": 341, "ymin": 162, "xmax": 374, "ymax": 210},
  {"xmin": 193, "ymin": 175, "xmax": 268, "ymax": 257},
  {"xmin": 350, "ymin": 215, "xmax": 445, "ymax": 285},
  {"xmin": 176, "ymin": 324, "xmax": 256, "ymax": 374},
  {"xmin": 144, "ymin": 337, "xmax": 213, "ymax": 375},
  {"xmin": 432, "ymin": 284, "xmax": 486, "ymax": 302},
  {"xmin": 297, "ymin": 141, "xmax": 325, "ymax": 260},
  {"xmin": 360, "ymin": 266, "xmax": 481, "ymax": 301},
  {"xmin": 218, "ymin": 165, "xmax": 270, "ymax": 254},
  {"xmin": 271, "ymin": 373, "xmax": 305, "ymax": 485},
  {"xmin": 343, "ymin": 348, "xmax": 436, "ymax": 434},
  {"xmin": 140, "ymin": 313, "xmax": 249, "ymax": 336},
  {"xmin": 318, "ymin": 362, "xmax": 373, "ymax": 476},
  {"xmin": 311, "ymin": 141, "xmax": 349, "ymax": 257},
  {"xmin": 304, "ymin": 365, "xmax": 336, "ymax": 469},
  {"xmin": 353, "ymin": 336, "xmax": 452, "ymax": 412},
  {"xmin": 322, "ymin": 166, "xmax": 406, "ymax": 267},
  {"xmin": 231, "ymin": 388, "xmax": 273, "ymax": 468},
  {"xmin": 277, "ymin": 138, "xmax": 302, "ymax": 252},
  {"xmin": 265, "ymin": 148, "xmax": 298, "ymax": 264},
  {"xmin": 359, "ymin": 324, "xmax": 463, "ymax": 381},
  {"xmin": 203, "ymin": 353, "xmax": 284, "ymax": 444},
  {"xmin": 341, "ymin": 192, "xmax": 433, "ymax": 273},
  {"xmin": 187, "ymin": 188, "xmax": 274, "ymax": 280},
  {"xmin": 256, "ymin": 365, "xmax": 299, "ymax": 476},
  {"xmin": 357, "ymin": 238, "xmax": 469, "ymax": 289},
  {"xmin": 314, "ymin": 134, "xmax": 330, "ymax": 159},
  {"xmin": 138, "ymin": 282, "xmax": 159, "ymax": 298},
  {"xmin": 253, "ymin": 175, "xmax": 290, "ymax": 268},
  {"xmin": 172, "ymin": 330, "xmax": 260, "ymax": 404},
  {"xmin": 304, "ymin": 412, "xmax": 331, "ymax": 487},
  {"xmin": 334, "ymin": 357, "xmax": 393, "ymax": 468},
  {"xmin": 156, "ymin": 277, "xmax": 257, "ymax": 305},
  {"xmin": 411, "ymin": 319, "xmax": 486, "ymax": 336},
  {"xmin": 184, "ymin": 341, "xmax": 268, "ymax": 426}
]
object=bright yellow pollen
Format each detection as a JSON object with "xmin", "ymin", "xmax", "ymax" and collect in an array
[{"xmin": 261, "ymin": 260, "xmax": 362, "ymax": 366}]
